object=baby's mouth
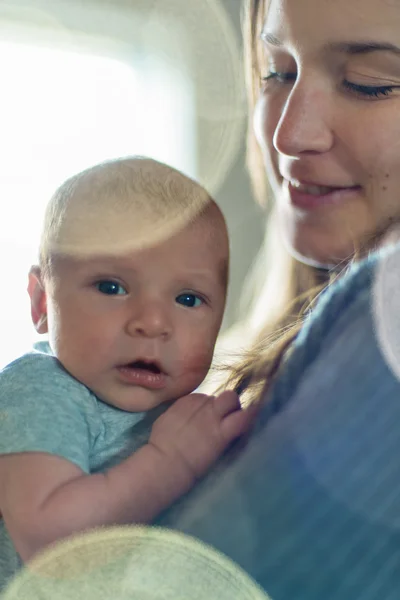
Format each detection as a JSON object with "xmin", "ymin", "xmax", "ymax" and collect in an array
[
  {"xmin": 126, "ymin": 360, "xmax": 162, "ymax": 375},
  {"xmin": 117, "ymin": 359, "xmax": 167, "ymax": 389}
]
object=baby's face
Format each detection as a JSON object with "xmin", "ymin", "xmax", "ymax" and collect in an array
[{"xmin": 42, "ymin": 217, "xmax": 228, "ymax": 411}]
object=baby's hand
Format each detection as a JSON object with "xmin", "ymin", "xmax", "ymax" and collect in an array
[{"xmin": 148, "ymin": 391, "xmax": 255, "ymax": 486}]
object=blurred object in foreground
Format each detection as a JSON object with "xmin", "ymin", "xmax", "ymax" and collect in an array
[{"xmin": 1, "ymin": 526, "xmax": 270, "ymax": 600}]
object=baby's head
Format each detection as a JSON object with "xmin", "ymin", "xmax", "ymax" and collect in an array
[{"xmin": 28, "ymin": 157, "xmax": 229, "ymax": 411}]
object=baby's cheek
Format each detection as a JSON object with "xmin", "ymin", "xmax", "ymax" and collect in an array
[{"xmin": 178, "ymin": 342, "xmax": 215, "ymax": 384}]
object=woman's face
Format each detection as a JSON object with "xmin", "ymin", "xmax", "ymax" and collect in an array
[{"xmin": 254, "ymin": 0, "xmax": 400, "ymax": 267}]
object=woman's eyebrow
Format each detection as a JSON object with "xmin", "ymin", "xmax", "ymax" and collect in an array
[
  {"xmin": 326, "ymin": 41, "xmax": 400, "ymax": 56},
  {"xmin": 260, "ymin": 33, "xmax": 400, "ymax": 58}
]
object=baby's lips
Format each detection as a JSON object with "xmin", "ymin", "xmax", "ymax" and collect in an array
[{"xmin": 118, "ymin": 358, "xmax": 166, "ymax": 375}]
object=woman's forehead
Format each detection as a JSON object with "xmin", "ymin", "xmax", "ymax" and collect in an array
[{"xmin": 263, "ymin": 0, "xmax": 400, "ymax": 47}]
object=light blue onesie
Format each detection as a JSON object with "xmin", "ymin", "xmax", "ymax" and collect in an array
[{"xmin": 0, "ymin": 342, "xmax": 165, "ymax": 591}]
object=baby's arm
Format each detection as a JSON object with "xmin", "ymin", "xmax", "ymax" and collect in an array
[{"xmin": 0, "ymin": 390, "xmax": 253, "ymax": 563}]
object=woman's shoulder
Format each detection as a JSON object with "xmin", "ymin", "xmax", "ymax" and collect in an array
[
  {"xmin": 295, "ymin": 244, "xmax": 398, "ymax": 348},
  {"xmin": 268, "ymin": 243, "xmax": 400, "ymax": 415}
]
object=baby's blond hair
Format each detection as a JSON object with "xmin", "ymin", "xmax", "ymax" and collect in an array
[{"xmin": 39, "ymin": 156, "xmax": 217, "ymax": 277}]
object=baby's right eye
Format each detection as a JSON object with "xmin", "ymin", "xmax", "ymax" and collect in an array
[{"xmin": 95, "ymin": 281, "xmax": 127, "ymax": 295}]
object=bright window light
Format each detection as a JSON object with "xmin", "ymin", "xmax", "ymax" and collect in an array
[{"xmin": 0, "ymin": 40, "xmax": 195, "ymax": 367}]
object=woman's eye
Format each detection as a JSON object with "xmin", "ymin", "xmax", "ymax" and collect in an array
[
  {"xmin": 261, "ymin": 71, "xmax": 297, "ymax": 85},
  {"xmin": 176, "ymin": 293, "xmax": 203, "ymax": 308},
  {"xmin": 95, "ymin": 281, "xmax": 127, "ymax": 295},
  {"xmin": 342, "ymin": 80, "xmax": 397, "ymax": 99}
]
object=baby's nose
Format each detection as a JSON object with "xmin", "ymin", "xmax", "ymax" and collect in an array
[{"xmin": 126, "ymin": 300, "xmax": 172, "ymax": 339}]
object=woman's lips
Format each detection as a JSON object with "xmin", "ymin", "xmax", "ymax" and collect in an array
[{"xmin": 286, "ymin": 180, "xmax": 361, "ymax": 210}]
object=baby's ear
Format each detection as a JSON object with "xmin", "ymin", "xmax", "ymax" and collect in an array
[{"xmin": 27, "ymin": 266, "xmax": 48, "ymax": 334}]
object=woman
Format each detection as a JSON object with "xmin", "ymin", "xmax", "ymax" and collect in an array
[
  {"xmin": 157, "ymin": 0, "xmax": 400, "ymax": 598},
  {"xmin": 225, "ymin": 0, "xmax": 400, "ymax": 397}
]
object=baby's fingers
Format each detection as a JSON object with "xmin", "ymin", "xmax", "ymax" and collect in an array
[
  {"xmin": 219, "ymin": 400, "xmax": 259, "ymax": 442},
  {"xmin": 213, "ymin": 390, "xmax": 241, "ymax": 418}
]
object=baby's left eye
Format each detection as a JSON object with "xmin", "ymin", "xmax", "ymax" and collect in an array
[
  {"xmin": 95, "ymin": 281, "xmax": 127, "ymax": 295},
  {"xmin": 176, "ymin": 293, "xmax": 203, "ymax": 308}
]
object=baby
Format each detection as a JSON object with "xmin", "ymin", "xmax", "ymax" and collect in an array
[{"xmin": 0, "ymin": 157, "xmax": 253, "ymax": 589}]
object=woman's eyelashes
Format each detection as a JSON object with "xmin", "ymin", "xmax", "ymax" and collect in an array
[
  {"xmin": 260, "ymin": 70, "xmax": 399, "ymax": 99},
  {"xmin": 260, "ymin": 71, "xmax": 297, "ymax": 85},
  {"xmin": 341, "ymin": 80, "xmax": 397, "ymax": 98}
]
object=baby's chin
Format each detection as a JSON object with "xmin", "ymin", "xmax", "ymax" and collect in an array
[
  {"xmin": 78, "ymin": 363, "xmax": 211, "ymax": 412},
  {"xmin": 94, "ymin": 382, "xmax": 201, "ymax": 414},
  {"xmin": 94, "ymin": 388, "xmax": 169, "ymax": 413}
]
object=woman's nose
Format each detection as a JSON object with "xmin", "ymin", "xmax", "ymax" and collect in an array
[
  {"xmin": 125, "ymin": 299, "xmax": 172, "ymax": 340},
  {"xmin": 273, "ymin": 79, "xmax": 334, "ymax": 157}
]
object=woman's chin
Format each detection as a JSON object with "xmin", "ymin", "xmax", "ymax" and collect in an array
[
  {"xmin": 276, "ymin": 193, "xmax": 376, "ymax": 269},
  {"xmin": 282, "ymin": 228, "xmax": 360, "ymax": 270}
]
